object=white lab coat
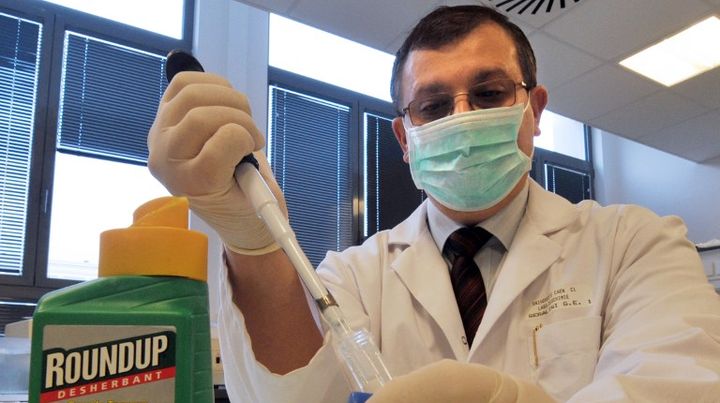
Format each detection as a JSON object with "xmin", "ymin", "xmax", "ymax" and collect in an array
[{"xmin": 218, "ymin": 180, "xmax": 720, "ymax": 402}]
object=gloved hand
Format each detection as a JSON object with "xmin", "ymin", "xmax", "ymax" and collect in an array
[
  {"xmin": 148, "ymin": 71, "xmax": 287, "ymax": 255},
  {"xmin": 367, "ymin": 359, "xmax": 555, "ymax": 403}
]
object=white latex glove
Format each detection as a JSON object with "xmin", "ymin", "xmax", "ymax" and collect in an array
[
  {"xmin": 148, "ymin": 71, "xmax": 287, "ymax": 255},
  {"xmin": 367, "ymin": 359, "xmax": 556, "ymax": 403}
]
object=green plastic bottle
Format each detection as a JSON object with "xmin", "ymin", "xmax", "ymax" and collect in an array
[{"xmin": 29, "ymin": 197, "xmax": 213, "ymax": 403}]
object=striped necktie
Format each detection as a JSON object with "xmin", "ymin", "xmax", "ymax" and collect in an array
[{"xmin": 443, "ymin": 226, "xmax": 492, "ymax": 347}]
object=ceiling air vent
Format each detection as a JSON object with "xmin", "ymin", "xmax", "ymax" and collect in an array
[{"xmin": 489, "ymin": 0, "xmax": 582, "ymax": 15}]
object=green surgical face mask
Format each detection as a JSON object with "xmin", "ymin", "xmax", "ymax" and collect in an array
[{"xmin": 406, "ymin": 102, "xmax": 531, "ymax": 212}]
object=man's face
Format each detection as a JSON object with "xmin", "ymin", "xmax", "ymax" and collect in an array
[{"xmin": 391, "ymin": 22, "xmax": 548, "ymax": 222}]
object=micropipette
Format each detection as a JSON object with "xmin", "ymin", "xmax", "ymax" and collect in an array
[{"xmin": 165, "ymin": 50, "xmax": 392, "ymax": 394}]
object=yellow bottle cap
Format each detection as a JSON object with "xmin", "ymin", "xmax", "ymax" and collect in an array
[{"xmin": 98, "ymin": 196, "xmax": 208, "ymax": 282}]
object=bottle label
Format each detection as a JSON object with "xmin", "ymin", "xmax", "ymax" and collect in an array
[{"xmin": 40, "ymin": 325, "xmax": 176, "ymax": 403}]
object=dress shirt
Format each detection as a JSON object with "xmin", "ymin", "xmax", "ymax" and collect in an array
[{"xmin": 426, "ymin": 180, "xmax": 529, "ymax": 298}]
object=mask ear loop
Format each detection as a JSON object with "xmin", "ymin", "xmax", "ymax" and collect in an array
[
  {"xmin": 402, "ymin": 114, "xmax": 414, "ymax": 131},
  {"xmin": 521, "ymin": 95, "xmax": 537, "ymax": 161},
  {"xmin": 520, "ymin": 90, "xmax": 533, "ymax": 115}
]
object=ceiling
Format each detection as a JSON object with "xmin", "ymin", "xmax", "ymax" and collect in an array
[{"xmin": 235, "ymin": 0, "xmax": 720, "ymax": 163}]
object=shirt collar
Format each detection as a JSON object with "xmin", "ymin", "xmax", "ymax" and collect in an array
[{"xmin": 428, "ymin": 180, "xmax": 529, "ymax": 252}]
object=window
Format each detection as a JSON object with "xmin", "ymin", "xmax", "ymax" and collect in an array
[
  {"xmin": 0, "ymin": 0, "xmax": 193, "ymax": 331},
  {"xmin": 268, "ymin": 83, "xmax": 354, "ymax": 266},
  {"xmin": 269, "ymin": 14, "xmax": 394, "ymax": 102},
  {"xmin": 48, "ymin": 31, "xmax": 173, "ymax": 280},
  {"xmin": 48, "ymin": 154, "xmax": 169, "ymax": 281},
  {"xmin": 43, "ymin": 0, "xmax": 185, "ymax": 39},
  {"xmin": 533, "ymin": 110, "xmax": 594, "ymax": 202},
  {"xmin": 364, "ymin": 113, "xmax": 424, "ymax": 236},
  {"xmin": 268, "ymin": 14, "xmax": 416, "ymax": 264},
  {"xmin": 267, "ymin": 68, "xmax": 411, "ymax": 266},
  {"xmin": 531, "ymin": 125, "xmax": 594, "ymax": 203},
  {"xmin": 537, "ymin": 110, "xmax": 588, "ymax": 161}
]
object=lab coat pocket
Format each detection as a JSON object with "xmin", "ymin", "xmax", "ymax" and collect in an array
[{"xmin": 531, "ymin": 315, "xmax": 601, "ymax": 401}]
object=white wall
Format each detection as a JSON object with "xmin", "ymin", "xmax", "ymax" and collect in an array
[
  {"xmin": 593, "ymin": 128, "xmax": 720, "ymax": 244},
  {"xmin": 193, "ymin": 0, "xmax": 269, "ymax": 127},
  {"xmin": 190, "ymin": 0, "xmax": 270, "ymax": 324}
]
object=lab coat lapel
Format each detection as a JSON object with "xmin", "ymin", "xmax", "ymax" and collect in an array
[
  {"xmin": 470, "ymin": 181, "xmax": 576, "ymax": 352},
  {"xmin": 389, "ymin": 203, "xmax": 468, "ymax": 360}
]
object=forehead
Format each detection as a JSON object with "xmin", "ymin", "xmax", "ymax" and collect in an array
[{"xmin": 400, "ymin": 22, "xmax": 521, "ymax": 101}]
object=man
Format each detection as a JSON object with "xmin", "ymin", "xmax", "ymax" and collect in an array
[{"xmin": 148, "ymin": 5, "xmax": 720, "ymax": 402}]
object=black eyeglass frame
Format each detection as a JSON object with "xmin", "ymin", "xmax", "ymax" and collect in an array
[{"xmin": 400, "ymin": 79, "xmax": 530, "ymax": 126}]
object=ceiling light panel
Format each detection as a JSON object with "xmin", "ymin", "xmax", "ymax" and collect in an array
[{"xmin": 620, "ymin": 16, "xmax": 720, "ymax": 87}]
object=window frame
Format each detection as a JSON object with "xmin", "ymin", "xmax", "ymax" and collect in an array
[{"xmin": 0, "ymin": 0, "xmax": 194, "ymax": 298}]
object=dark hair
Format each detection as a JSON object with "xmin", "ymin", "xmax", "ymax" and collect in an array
[{"xmin": 390, "ymin": 5, "xmax": 537, "ymax": 115}]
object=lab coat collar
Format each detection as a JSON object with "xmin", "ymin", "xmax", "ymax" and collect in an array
[
  {"xmin": 386, "ymin": 179, "xmax": 579, "ymax": 360},
  {"xmin": 386, "ymin": 179, "xmax": 576, "ymax": 245},
  {"xmin": 387, "ymin": 198, "xmax": 429, "ymax": 246},
  {"xmin": 524, "ymin": 179, "xmax": 578, "ymax": 234},
  {"xmin": 388, "ymin": 202, "xmax": 470, "ymax": 360}
]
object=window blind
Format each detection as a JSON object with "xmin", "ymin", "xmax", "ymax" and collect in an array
[
  {"xmin": 268, "ymin": 85, "xmax": 353, "ymax": 267},
  {"xmin": 0, "ymin": 13, "xmax": 41, "ymax": 276},
  {"xmin": 57, "ymin": 31, "xmax": 167, "ymax": 164}
]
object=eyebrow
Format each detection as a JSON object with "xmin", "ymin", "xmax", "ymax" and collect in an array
[
  {"xmin": 412, "ymin": 82, "xmax": 450, "ymax": 100},
  {"xmin": 471, "ymin": 69, "xmax": 512, "ymax": 83},
  {"xmin": 411, "ymin": 68, "xmax": 514, "ymax": 100}
]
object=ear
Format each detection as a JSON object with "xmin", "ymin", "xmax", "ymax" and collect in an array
[
  {"xmin": 529, "ymin": 85, "xmax": 548, "ymax": 137},
  {"xmin": 392, "ymin": 117, "xmax": 410, "ymax": 163}
]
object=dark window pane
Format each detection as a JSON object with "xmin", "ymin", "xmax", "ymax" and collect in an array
[
  {"xmin": 545, "ymin": 163, "xmax": 591, "ymax": 203},
  {"xmin": 365, "ymin": 113, "xmax": 423, "ymax": 236}
]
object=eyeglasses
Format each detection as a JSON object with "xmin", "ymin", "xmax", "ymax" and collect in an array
[{"xmin": 401, "ymin": 79, "xmax": 528, "ymax": 126}]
